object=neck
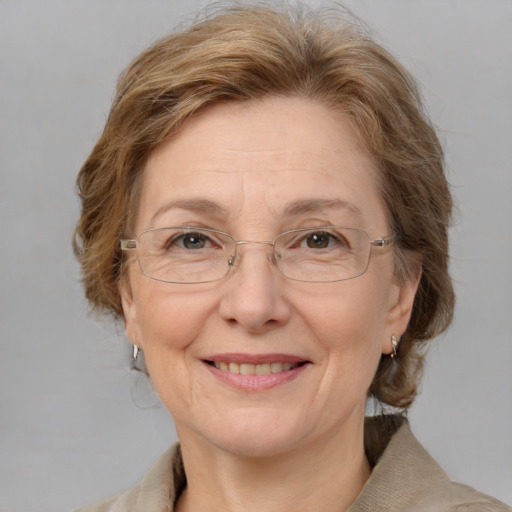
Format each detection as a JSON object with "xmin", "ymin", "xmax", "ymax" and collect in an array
[{"xmin": 175, "ymin": 416, "xmax": 370, "ymax": 512}]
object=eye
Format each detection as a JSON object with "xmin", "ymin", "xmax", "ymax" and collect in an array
[
  {"xmin": 301, "ymin": 231, "xmax": 346, "ymax": 249},
  {"xmin": 167, "ymin": 232, "xmax": 214, "ymax": 250},
  {"xmin": 304, "ymin": 231, "xmax": 332, "ymax": 249}
]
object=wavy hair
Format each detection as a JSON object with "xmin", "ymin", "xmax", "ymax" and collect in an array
[{"xmin": 74, "ymin": 3, "xmax": 454, "ymax": 409}]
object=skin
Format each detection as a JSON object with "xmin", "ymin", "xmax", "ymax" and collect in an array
[{"xmin": 121, "ymin": 96, "xmax": 420, "ymax": 512}]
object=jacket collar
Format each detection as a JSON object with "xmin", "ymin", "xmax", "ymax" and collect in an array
[
  {"xmin": 348, "ymin": 416, "xmax": 449, "ymax": 511},
  {"xmin": 119, "ymin": 416, "xmax": 450, "ymax": 512}
]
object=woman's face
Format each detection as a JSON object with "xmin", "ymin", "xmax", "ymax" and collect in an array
[{"xmin": 122, "ymin": 97, "xmax": 418, "ymax": 457}]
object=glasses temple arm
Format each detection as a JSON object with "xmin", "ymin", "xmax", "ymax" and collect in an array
[
  {"xmin": 120, "ymin": 240, "xmax": 137, "ymax": 250},
  {"xmin": 371, "ymin": 235, "xmax": 396, "ymax": 248}
]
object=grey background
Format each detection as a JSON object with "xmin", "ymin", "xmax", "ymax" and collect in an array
[{"xmin": 1, "ymin": 1, "xmax": 511, "ymax": 511}]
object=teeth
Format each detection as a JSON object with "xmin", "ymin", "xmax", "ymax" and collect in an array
[
  {"xmin": 240, "ymin": 363, "xmax": 255, "ymax": 375},
  {"xmin": 256, "ymin": 363, "xmax": 271, "ymax": 375},
  {"xmin": 271, "ymin": 362, "xmax": 283, "ymax": 373},
  {"xmin": 213, "ymin": 361, "xmax": 299, "ymax": 375}
]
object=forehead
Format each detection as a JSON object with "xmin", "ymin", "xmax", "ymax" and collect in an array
[{"xmin": 137, "ymin": 97, "xmax": 387, "ymax": 233}]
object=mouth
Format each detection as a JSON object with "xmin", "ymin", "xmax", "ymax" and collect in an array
[
  {"xmin": 206, "ymin": 361, "xmax": 304, "ymax": 375},
  {"xmin": 202, "ymin": 354, "xmax": 310, "ymax": 391}
]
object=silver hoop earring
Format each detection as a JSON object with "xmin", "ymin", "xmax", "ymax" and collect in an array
[
  {"xmin": 131, "ymin": 345, "xmax": 147, "ymax": 373},
  {"xmin": 390, "ymin": 335, "xmax": 400, "ymax": 359}
]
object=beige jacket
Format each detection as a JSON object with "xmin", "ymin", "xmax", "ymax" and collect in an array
[{"xmin": 77, "ymin": 417, "xmax": 510, "ymax": 512}]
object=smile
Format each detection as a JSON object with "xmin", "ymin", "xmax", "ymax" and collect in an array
[
  {"xmin": 211, "ymin": 361, "xmax": 301, "ymax": 375},
  {"xmin": 203, "ymin": 355, "xmax": 310, "ymax": 391}
]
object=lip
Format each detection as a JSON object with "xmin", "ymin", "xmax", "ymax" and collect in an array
[
  {"xmin": 202, "ymin": 353, "xmax": 311, "ymax": 391},
  {"xmin": 206, "ymin": 353, "xmax": 307, "ymax": 364}
]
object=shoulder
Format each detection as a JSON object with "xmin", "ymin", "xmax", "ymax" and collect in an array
[
  {"xmin": 73, "ymin": 444, "xmax": 185, "ymax": 512},
  {"xmin": 410, "ymin": 481, "xmax": 511, "ymax": 511},
  {"xmin": 74, "ymin": 492, "xmax": 127, "ymax": 512},
  {"xmin": 350, "ymin": 416, "xmax": 510, "ymax": 512}
]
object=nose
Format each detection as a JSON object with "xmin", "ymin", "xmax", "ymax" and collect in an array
[{"xmin": 218, "ymin": 243, "xmax": 292, "ymax": 334}]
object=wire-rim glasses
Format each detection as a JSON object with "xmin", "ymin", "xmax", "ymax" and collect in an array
[{"xmin": 120, "ymin": 226, "xmax": 395, "ymax": 284}]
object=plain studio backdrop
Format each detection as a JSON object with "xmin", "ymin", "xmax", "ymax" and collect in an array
[{"xmin": 1, "ymin": 1, "xmax": 511, "ymax": 511}]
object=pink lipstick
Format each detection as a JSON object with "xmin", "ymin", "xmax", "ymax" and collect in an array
[{"xmin": 203, "ymin": 353, "xmax": 310, "ymax": 391}]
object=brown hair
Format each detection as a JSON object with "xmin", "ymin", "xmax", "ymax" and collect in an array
[{"xmin": 74, "ymin": 3, "xmax": 454, "ymax": 409}]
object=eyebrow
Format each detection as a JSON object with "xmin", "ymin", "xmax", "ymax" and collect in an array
[
  {"xmin": 283, "ymin": 198, "xmax": 362, "ymax": 218},
  {"xmin": 150, "ymin": 199, "xmax": 229, "ymax": 225},
  {"xmin": 149, "ymin": 197, "xmax": 362, "ymax": 226}
]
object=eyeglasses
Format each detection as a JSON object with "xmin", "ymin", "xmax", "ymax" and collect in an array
[{"xmin": 120, "ymin": 226, "xmax": 395, "ymax": 284}]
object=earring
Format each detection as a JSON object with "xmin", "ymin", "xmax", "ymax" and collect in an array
[
  {"xmin": 390, "ymin": 335, "xmax": 400, "ymax": 359},
  {"xmin": 131, "ymin": 344, "xmax": 146, "ymax": 373}
]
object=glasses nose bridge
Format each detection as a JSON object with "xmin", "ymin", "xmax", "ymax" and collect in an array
[
  {"xmin": 229, "ymin": 239, "xmax": 277, "ymax": 267},
  {"xmin": 235, "ymin": 239, "xmax": 275, "ymax": 248}
]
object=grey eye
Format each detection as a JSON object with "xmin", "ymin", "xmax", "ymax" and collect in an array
[
  {"xmin": 181, "ymin": 233, "xmax": 207, "ymax": 249},
  {"xmin": 167, "ymin": 232, "xmax": 212, "ymax": 250}
]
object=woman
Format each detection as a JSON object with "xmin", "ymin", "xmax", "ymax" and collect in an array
[{"xmin": 73, "ymin": 4, "xmax": 509, "ymax": 511}]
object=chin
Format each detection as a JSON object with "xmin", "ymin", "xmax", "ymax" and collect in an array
[
  {"xmin": 211, "ymin": 431, "xmax": 304, "ymax": 459},
  {"xmin": 187, "ymin": 408, "xmax": 312, "ymax": 458}
]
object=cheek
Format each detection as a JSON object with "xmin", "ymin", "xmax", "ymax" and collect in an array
[
  {"xmin": 296, "ymin": 281, "xmax": 388, "ymax": 377},
  {"xmin": 131, "ymin": 281, "xmax": 217, "ymax": 362},
  {"xmin": 300, "ymin": 283, "xmax": 387, "ymax": 346},
  {"xmin": 130, "ymin": 285, "xmax": 220, "ymax": 412}
]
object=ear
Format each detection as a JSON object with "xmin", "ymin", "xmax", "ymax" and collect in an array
[
  {"xmin": 382, "ymin": 267, "xmax": 422, "ymax": 355},
  {"xmin": 120, "ymin": 278, "xmax": 141, "ymax": 348}
]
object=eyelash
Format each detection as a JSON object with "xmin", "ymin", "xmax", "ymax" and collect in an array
[{"xmin": 162, "ymin": 228, "xmax": 351, "ymax": 251}]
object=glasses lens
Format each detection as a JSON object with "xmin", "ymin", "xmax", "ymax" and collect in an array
[
  {"xmin": 275, "ymin": 227, "xmax": 371, "ymax": 282},
  {"xmin": 136, "ymin": 227, "xmax": 234, "ymax": 283}
]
